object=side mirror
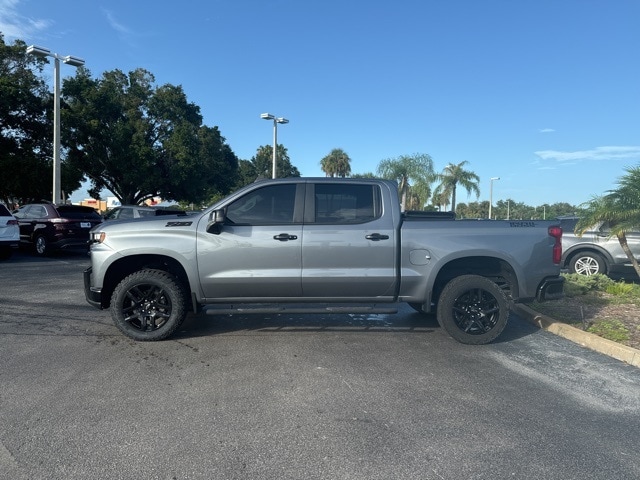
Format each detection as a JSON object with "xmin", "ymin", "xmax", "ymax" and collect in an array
[
  {"xmin": 213, "ymin": 209, "xmax": 226, "ymax": 223},
  {"xmin": 206, "ymin": 208, "xmax": 226, "ymax": 234}
]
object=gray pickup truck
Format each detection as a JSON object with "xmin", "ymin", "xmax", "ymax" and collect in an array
[{"xmin": 84, "ymin": 178, "xmax": 564, "ymax": 345}]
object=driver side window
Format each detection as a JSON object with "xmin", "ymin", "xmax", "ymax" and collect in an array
[{"xmin": 226, "ymin": 184, "xmax": 296, "ymax": 225}]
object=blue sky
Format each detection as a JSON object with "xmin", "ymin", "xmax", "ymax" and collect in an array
[{"xmin": 2, "ymin": 0, "xmax": 639, "ymax": 207}]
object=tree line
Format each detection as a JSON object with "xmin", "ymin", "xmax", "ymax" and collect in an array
[{"xmin": 0, "ymin": 35, "xmax": 593, "ymax": 220}]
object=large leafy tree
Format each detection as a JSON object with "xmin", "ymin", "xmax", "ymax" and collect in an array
[
  {"xmin": 0, "ymin": 35, "xmax": 83, "ymax": 204},
  {"xmin": 576, "ymin": 165, "xmax": 640, "ymax": 277},
  {"xmin": 62, "ymin": 68, "xmax": 238, "ymax": 205},
  {"xmin": 237, "ymin": 144, "xmax": 300, "ymax": 185},
  {"xmin": 376, "ymin": 153, "xmax": 435, "ymax": 209},
  {"xmin": 320, "ymin": 148, "xmax": 352, "ymax": 177},
  {"xmin": 432, "ymin": 161, "xmax": 480, "ymax": 212}
]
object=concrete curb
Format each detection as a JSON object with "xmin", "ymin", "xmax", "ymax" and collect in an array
[{"xmin": 513, "ymin": 304, "xmax": 640, "ymax": 368}]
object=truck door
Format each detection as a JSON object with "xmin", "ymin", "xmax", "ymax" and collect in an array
[
  {"xmin": 197, "ymin": 183, "xmax": 304, "ymax": 299},
  {"xmin": 301, "ymin": 182, "xmax": 397, "ymax": 300}
]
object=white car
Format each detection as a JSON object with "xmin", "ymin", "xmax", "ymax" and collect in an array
[{"xmin": 0, "ymin": 203, "xmax": 19, "ymax": 260}]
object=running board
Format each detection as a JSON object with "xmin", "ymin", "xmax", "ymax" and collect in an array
[{"xmin": 203, "ymin": 304, "xmax": 399, "ymax": 316}]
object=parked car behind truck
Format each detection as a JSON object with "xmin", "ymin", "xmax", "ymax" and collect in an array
[
  {"xmin": 103, "ymin": 205, "xmax": 187, "ymax": 221},
  {"xmin": 13, "ymin": 202, "xmax": 103, "ymax": 256},
  {"xmin": 559, "ymin": 216, "xmax": 640, "ymax": 277},
  {"xmin": 84, "ymin": 178, "xmax": 564, "ymax": 345}
]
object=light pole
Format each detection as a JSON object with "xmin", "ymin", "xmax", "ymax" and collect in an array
[
  {"xmin": 27, "ymin": 45, "xmax": 85, "ymax": 204},
  {"xmin": 260, "ymin": 113, "xmax": 289, "ymax": 179},
  {"xmin": 489, "ymin": 176, "xmax": 500, "ymax": 219}
]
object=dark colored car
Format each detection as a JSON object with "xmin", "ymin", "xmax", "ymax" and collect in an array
[
  {"xmin": 103, "ymin": 205, "xmax": 187, "ymax": 221},
  {"xmin": 13, "ymin": 203, "xmax": 103, "ymax": 256}
]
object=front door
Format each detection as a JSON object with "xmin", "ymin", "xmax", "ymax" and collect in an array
[{"xmin": 197, "ymin": 183, "xmax": 304, "ymax": 300}]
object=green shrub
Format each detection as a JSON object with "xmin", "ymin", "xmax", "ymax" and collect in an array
[
  {"xmin": 561, "ymin": 273, "xmax": 640, "ymax": 301},
  {"xmin": 605, "ymin": 282, "xmax": 636, "ymax": 296},
  {"xmin": 562, "ymin": 273, "xmax": 615, "ymax": 294}
]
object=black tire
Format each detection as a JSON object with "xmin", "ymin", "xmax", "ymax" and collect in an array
[
  {"xmin": 110, "ymin": 269, "xmax": 187, "ymax": 341},
  {"xmin": 569, "ymin": 252, "xmax": 606, "ymax": 276},
  {"xmin": 34, "ymin": 235, "xmax": 48, "ymax": 256},
  {"xmin": 436, "ymin": 275, "xmax": 509, "ymax": 345}
]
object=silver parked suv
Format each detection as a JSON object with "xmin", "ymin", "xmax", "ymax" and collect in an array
[{"xmin": 559, "ymin": 216, "xmax": 640, "ymax": 277}]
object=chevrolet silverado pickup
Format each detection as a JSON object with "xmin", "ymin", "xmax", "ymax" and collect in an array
[{"xmin": 84, "ymin": 178, "xmax": 564, "ymax": 344}]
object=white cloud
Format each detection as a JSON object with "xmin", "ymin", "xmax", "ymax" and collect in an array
[
  {"xmin": 538, "ymin": 128, "xmax": 555, "ymax": 133},
  {"xmin": 0, "ymin": 0, "xmax": 51, "ymax": 39},
  {"xmin": 534, "ymin": 146, "xmax": 640, "ymax": 162},
  {"xmin": 101, "ymin": 8, "xmax": 133, "ymax": 36}
]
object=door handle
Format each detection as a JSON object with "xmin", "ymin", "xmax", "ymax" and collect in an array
[
  {"xmin": 365, "ymin": 233, "xmax": 390, "ymax": 241},
  {"xmin": 273, "ymin": 233, "xmax": 298, "ymax": 241}
]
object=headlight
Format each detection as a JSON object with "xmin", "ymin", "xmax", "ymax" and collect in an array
[{"xmin": 89, "ymin": 231, "xmax": 106, "ymax": 244}]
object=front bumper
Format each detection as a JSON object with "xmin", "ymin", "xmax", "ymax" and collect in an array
[
  {"xmin": 536, "ymin": 276, "xmax": 565, "ymax": 302},
  {"xmin": 83, "ymin": 267, "xmax": 103, "ymax": 309}
]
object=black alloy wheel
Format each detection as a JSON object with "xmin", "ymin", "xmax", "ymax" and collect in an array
[{"xmin": 436, "ymin": 274, "xmax": 509, "ymax": 345}]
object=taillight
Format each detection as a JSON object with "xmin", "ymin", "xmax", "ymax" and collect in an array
[
  {"xmin": 548, "ymin": 225, "xmax": 563, "ymax": 264},
  {"xmin": 8, "ymin": 219, "xmax": 18, "ymax": 225}
]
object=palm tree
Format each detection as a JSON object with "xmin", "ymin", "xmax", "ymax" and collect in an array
[
  {"xmin": 432, "ymin": 190, "xmax": 451, "ymax": 211},
  {"xmin": 433, "ymin": 161, "xmax": 480, "ymax": 212},
  {"xmin": 576, "ymin": 165, "xmax": 640, "ymax": 277},
  {"xmin": 376, "ymin": 153, "xmax": 435, "ymax": 210},
  {"xmin": 320, "ymin": 148, "xmax": 352, "ymax": 177}
]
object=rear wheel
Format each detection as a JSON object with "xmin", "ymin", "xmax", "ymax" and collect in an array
[
  {"xmin": 0, "ymin": 247, "xmax": 12, "ymax": 260},
  {"xmin": 110, "ymin": 269, "xmax": 187, "ymax": 341},
  {"xmin": 569, "ymin": 252, "xmax": 606, "ymax": 276},
  {"xmin": 436, "ymin": 275, "xmax": 509, "ymax": 345}
]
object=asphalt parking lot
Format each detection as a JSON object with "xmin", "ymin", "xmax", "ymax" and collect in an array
[{"xmin": 1, "ymin": 250, "xmax": 640, "ymax": 480}]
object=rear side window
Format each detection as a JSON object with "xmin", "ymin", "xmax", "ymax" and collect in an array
[
  {"xmin": 0, "ymin": 204, "xmax": 11, "ymax": 216},
  {"xmin": 313, "ymin": 184, "xmax": 380, "ymax": 224},
  {"xmin": 56, "ymin": 206, "xmax": 102, "ymax": 220},
  {"xmin": 24, "ymin": 205, "xmax": 48, "ymax": 218}
]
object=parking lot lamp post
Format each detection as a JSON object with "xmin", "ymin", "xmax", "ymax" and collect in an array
[
  {"xmin": 260, "ymin": 113, "xmax": 289, "ymax": 179},
  {"xmin": 26, "ymin": 45, "xmax": 85, "ymax": 204},
  {"xmin": 489, "ymin": 177, "xmax": 500, "ymax": 219}
]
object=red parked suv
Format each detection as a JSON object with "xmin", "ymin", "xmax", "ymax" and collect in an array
[{"xmin": 13, "ymin": 202, "xmax": 103, "ymax": 256}]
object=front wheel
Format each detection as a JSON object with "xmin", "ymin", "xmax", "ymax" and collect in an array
[
  {"xmin": 436, "ymin": 275, "xmax": 509, "ymax": 345},
  {"xmin": 34, "ymin": 235, "xmax": 48, "ymax": 256},
  {"xmin": 110, "ymin": 269, "xmax": 187, "ymax": 341}
]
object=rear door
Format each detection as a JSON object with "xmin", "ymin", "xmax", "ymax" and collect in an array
[
  {"xmin": 197, "ymin": 183, "xmax": 304, "ymax": 299},
  {"xmin": 301, "ymin": 182, "xmax": 397, "ymax": 300},
  {"xmin": 594, "ymin": 222, "xmax": 640, "ymax": 264}
]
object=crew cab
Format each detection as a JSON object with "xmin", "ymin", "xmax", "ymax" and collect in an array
[{"xmin": 84, "ymin": 178, "xmax": 564, "ymax": 344}]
